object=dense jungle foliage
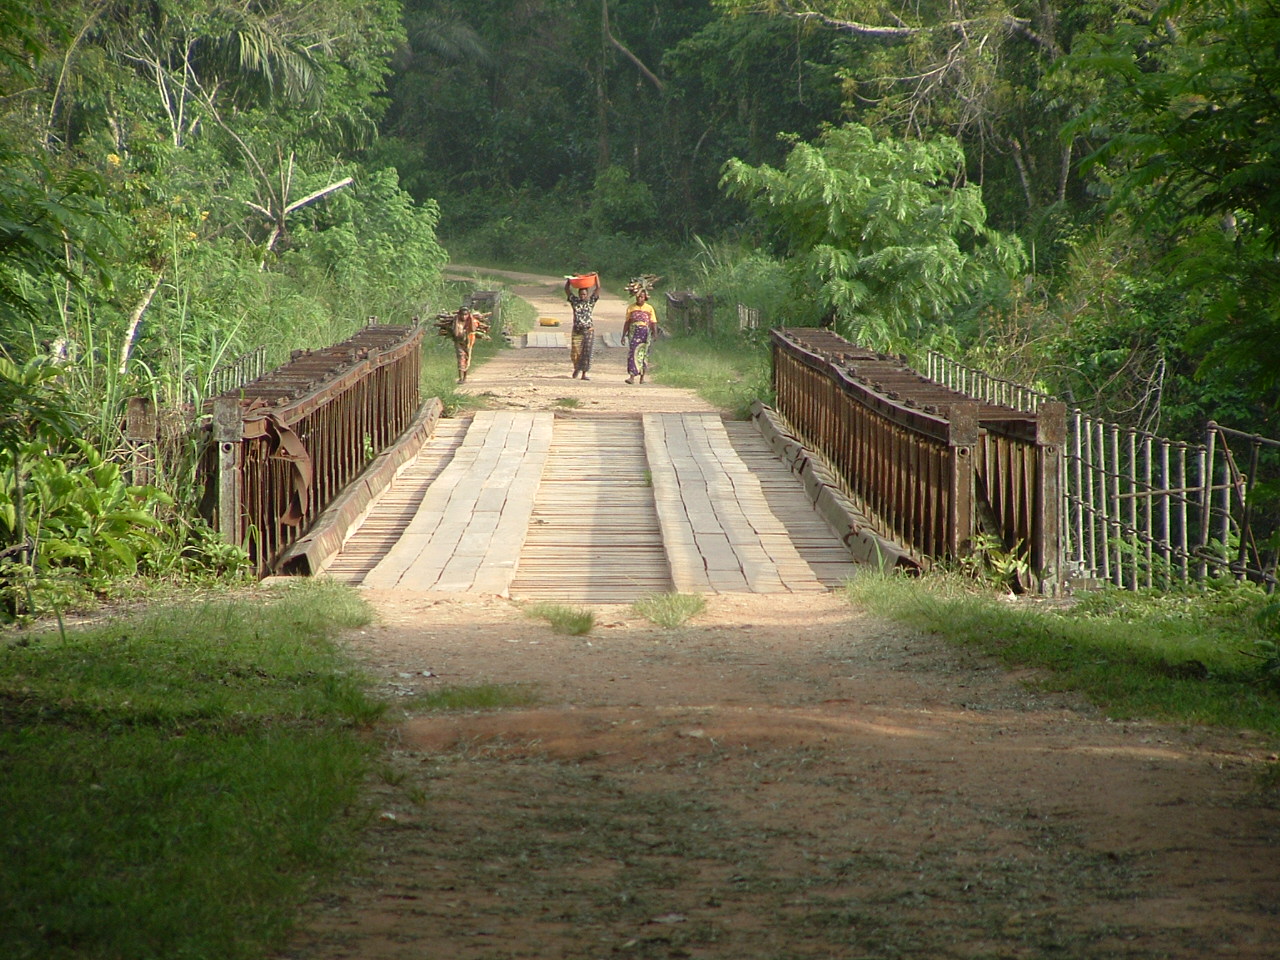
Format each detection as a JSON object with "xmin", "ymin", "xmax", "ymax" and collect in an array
[{"xmin": 1, "ymin": 0, "xmax": 1277, "ymax": 606}]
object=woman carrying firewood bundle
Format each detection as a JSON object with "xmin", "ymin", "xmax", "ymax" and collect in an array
[
  {"xmin": 436, "ymin": 306, "xmax": 489, "ymax": 383},
  {"xmin": 622, "ymin": 275, "xmax": 660, "ymax": 384}
]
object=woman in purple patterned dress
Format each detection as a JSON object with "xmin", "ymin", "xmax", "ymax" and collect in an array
[{"xmin": 622, "ymin": 276, "xmax": 659, "ymax": 384}]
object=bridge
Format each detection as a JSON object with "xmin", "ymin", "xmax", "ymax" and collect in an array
[{"xmin": 177, "ymin": 269, "xmax": 1276, "ymax": 599}]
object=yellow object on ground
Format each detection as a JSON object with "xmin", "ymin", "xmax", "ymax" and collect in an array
[{"xmin": 538, "ymin": 317, "xmax": 561, "ymax": 327}]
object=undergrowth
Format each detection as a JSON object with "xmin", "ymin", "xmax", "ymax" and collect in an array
[
  {"xmin": 525, "ymin": 602, "xmax": 595, "ymax": 636},
  {"xmin": 406, "ymin": 682, "xmax": 539, "ymax": 713}
]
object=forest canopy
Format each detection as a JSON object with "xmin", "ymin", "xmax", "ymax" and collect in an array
[{"xmin": 2, "ymin": 0, "xmax": 1277, "ymax": 454}]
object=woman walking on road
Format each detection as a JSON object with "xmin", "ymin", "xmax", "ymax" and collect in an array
[
  {"xmin": 449, "ymin": 306, "xmax": 484, "ymax": 384},
  {"xmin": 564, "ymin": 274, "xmax": 600, "ymax": 380},
  {"xmin": 622, "ymin": 275, "xmax": 659, "ymax": 384}
]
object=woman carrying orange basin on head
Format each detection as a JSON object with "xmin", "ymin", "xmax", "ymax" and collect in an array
[{"xmin": 564, "ymin": 273, "xmax": 600, "ymax": 380}]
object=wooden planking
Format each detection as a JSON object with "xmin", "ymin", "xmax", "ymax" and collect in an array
[
  {"xmin": 508, "ymin": 417, "xmax": 673, "ymax": 604},
  {"xmin": 324, "ymin": 412, "xmax": 861, "ymax": 601},
  {"xmin": 363, "ymin": 411, "xmax": 553, "ymax": 593},
  {"xmin": 322, "ymin": 417, "xmax": 471, "ymax": 584},
  {"xmin": 722, "ymin": 420, "xmax": 860, "ymax": 588},
  {"xmin": 644, "ymin": 413, "xmax": 827, "ymax": 594},
  {"xmin": 524, "ymin": 331, "xmax": 568, "ymax": 348}
]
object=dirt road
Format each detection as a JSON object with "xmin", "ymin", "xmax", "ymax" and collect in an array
[{"xmin": 280, "ymin": 271, "xmax": 1279, "ymax": 959}]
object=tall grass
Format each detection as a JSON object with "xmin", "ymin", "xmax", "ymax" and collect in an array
[
  {"xmin": 653, "ymin": 332, "xmax": 772, "ymax": 418},
  {"xmin": 0, "ymin": 579, "xmax": 382, "ymax": 960},
  {"xmin": 846, "ymin": 572, "xmax": 1280, "ymax": 737}
]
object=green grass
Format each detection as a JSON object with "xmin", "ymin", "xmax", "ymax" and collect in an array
[
  {"xmin": 846, "ymin": 572, "xmax": 1280, "ymax": 737},
  {"xmin": 407, "ymin": 682, "xmax": 540, "ymax": 712},
  {"xmin": 0, "ymin": 579, "xmax": 383, "ymax": 960},
  {"xmin": 651, "ymin": 332, "xmax": 772, "ymax": 418},
  {"xmin": 525, "ymin": 602, "xmax": 595, "ymax": 636},
  {"xmin": 632, "ymin": 592, "xmax": 706, "ymax": 628}
]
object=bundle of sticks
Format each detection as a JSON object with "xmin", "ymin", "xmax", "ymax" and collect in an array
[{"xmin": 434, "ymin": 310, "xmax": 492, "ymax": 339}]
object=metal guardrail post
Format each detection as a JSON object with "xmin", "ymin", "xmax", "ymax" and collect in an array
[
  {"xmin": 771, "ymin": 329, "xmax": 1068, "ymax": 591},
  {"xmin": 946, "ymin": 400, "xmax": 979, "ymax": 559},
  {"xmin": 204, "ymin": 323, "xmax": 423, "ymax": 574},
  {"xmin": 212, "ymin": 397, "xmax": 244, "ymax": 547},
  {"xmin": 124, "ymin": 396, "xmax": 157, "ymax": 487},
  {"xmin": 1035, "ymin": 401, "xmax": 1067, "ymax": 594}
]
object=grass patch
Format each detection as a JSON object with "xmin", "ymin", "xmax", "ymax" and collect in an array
[
  {"xmin": 632, "ymin": 592, "xmax": 706, "ymax": 628},
  {"xmin": 0, "ymin": 579, "xmax": 383, "ymax": 960},
  {"xmin": 846, "ymin": 572, "xmax": 1280, "ymax": 737},
  {"xmin": 554, "ymin": 396, "xmax": 581, "ymax": 408},
  {"xmin": 408, "ymin": 682, "xmax": 540, "ymax": 712},
  {"xmin": 525, "ymin": 602, "xmax": 595, "ymax": 636},
  {"xmin": 651, "ymin": 332, "xmax": 771, "ymax": 418},
  {"xmin": 496, "ymin": 289, "xmax": 537, "ymax": 333}
]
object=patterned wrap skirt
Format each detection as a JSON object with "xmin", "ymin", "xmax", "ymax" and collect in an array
[
  {"xmin": 571, "ymin": 322, "xmax": 595, "ymax": 374},
  {"xmin": 627, "ymin": 323, "xmax": 652, "ymax": 377}
]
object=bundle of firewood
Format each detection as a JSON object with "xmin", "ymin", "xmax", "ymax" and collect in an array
[{"xmin": 434, "ymin": 311, "xmax": 492, "ymax": 339}]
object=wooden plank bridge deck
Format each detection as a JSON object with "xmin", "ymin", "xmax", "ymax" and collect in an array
[{"xmin": 323, "ymin": 410, "xmax": 860, "ymax": 602}]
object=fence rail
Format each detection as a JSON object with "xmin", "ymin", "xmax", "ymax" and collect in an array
[
  {"xmin": 926, "ymin": 351, "xmax": 1279, "ymax": 590},
  {"xmin": 773, "ymin": 330, "xmax": 1064, "ymax": 593},
  {"xmin": 207, "ymin": 322, "xmax": 423, "ymax": 575},
  {"xmin": 207, "ymin": 346, "xmax": 269, "ymax": 398}
]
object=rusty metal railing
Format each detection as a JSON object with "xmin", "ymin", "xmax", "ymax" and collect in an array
[
  {"xmin": 208, "ymin": 322, "xmax": 423, "ymax": 575},
  {"xmin": 773, "ymin": 329, "xmax": 1065, "ymax": 593},
  {"xmin": 927, "ymin": 350, "xmax": 1278, "ymax": 591}
]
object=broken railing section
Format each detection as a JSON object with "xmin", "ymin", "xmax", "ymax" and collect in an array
[
  {"xmin": 209, "ymin": 322, "xmax": 424, "ymax": 575},
  {"xmin": 770, "ymin": 329, "xmax": 1066, "ymax": 594}
]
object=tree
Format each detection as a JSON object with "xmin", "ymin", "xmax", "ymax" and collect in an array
[
  {"xmin": 709, "ymin": 0, "xmax": 1129, "ymax": 234},
  {"xmin": 1070, "ymin": 0, "xmax": 1280, "ymax": 247},
  {"xmin": 1066, "ymin": 0, "xmax": 1280, "ymax": 411},
  {"xmin": 0, "ymin": 149, "xmax": 108, "ymax": 348},
  {"xmin": 721, "ymin": 123, "xmax": 1025, "ymax": 352}
]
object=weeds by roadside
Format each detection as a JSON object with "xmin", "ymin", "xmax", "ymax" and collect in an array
[
  {"xmin": 526, "ymin": 602, "xmax": 595, "ymax": 636},
  {"xmin": 406, "ymin": 682, "xmax": 539, "ymax": 713},
  {"xmin": 650, "ymin": 333, "xmax": 771, "ymax": 419},
  {"xmin": 0, "ymin": 579, "xmax": 382, "ymax": 960},
  {"xmin": 845, "ymin": 572, "xmax": 1280, "ymax": 738},
  {"xmin": 632, "ymin": 592, "xmax": 706, "ymax": 628}
]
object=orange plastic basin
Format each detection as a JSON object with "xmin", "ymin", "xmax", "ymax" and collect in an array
[{"xmin": 568, "ymin": 273, "xmax": 598, "ymax": 288}]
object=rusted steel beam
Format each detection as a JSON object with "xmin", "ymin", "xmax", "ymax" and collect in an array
[
  {"xmin": 206, "ymin": 322, "xmax": 425, "ymax": 575},
  {"xmin": 275, "ymin": 398, "xmax": 444, "ymax": 576},
  {"xmin": 771, "ymin": 328, "xmax": 1064, "ymax": 594}
]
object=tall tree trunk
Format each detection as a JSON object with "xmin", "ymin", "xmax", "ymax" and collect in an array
[
  {"xmin": 597, "ymin": 2, "xmax": 611, "ymax": 172},
  {"xmin": 118, "ymin": 275, "xmax": 162, "ymax": 375}
]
